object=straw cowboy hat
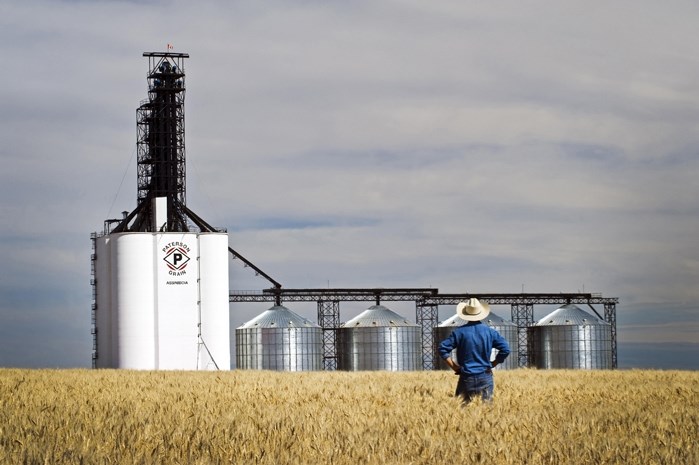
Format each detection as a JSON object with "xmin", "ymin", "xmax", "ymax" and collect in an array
[{"xmin": 456, "ymin": 298, "xmax": 491, "ymax": 321}]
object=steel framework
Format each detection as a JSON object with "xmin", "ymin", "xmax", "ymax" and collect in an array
[
  {"xmin": 604, "ymin": 301, "xmax": 618, "ymax": 368},
  {"xmin": 415, "ymin": 304, "xmax": 439, "ymax": 370},
  {"xmin": 230, "ymin": 289, "xmax": 619, "ymax": 369},
  {"xmin": 511, "ymin": 303, "xmax": 534, "ymax": 367},
  {"xmin": 108, "ymin": 52, "xmax": 225, "ymax": 235},
  {"xmin": 90, "ymin": 233, "xmax": 98, "ymax": 368},
  {"xmin": 137, "ymin": 54, "xmax": 187, "ymax": 204},
  {"xmin": 134, "ymin": 52, "xmax": 189, "ymax": 231},
  {"xmin": 317, "ymin": 301, "xmax": 340, "ymax": 370}
]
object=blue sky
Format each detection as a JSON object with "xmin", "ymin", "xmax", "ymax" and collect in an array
[{"xmin": 1, "ymin": 0, "xmax": 697, "ymax": 369}]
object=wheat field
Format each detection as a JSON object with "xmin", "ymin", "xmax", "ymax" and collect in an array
[{"xmin": 0, "ymin": 368, "xmax": 696, "ymax": 464}]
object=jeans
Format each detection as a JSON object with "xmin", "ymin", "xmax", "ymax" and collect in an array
[{"xmin": 455, "ymin": 371, "xmax": 494, "ymax": 403}]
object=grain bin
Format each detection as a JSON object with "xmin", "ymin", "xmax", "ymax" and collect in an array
[
  {"xmin": 433, "ymin": 312, "xmax": 518, "ymax": 370},
  {"xmin": 236, "ymin": 305, "xmax": 323, "ymax": 371},
  {"xmin": 337, "ymin": 305, "xmax": 422, "ymax": 371},
  {"xmin": 527, "ymin": 304, "xmax": 612, "ymax": 369}
]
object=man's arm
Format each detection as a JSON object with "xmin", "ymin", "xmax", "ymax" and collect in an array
[
  {"xmin": 438, "ymin": 333, "xmax": 461, "ymax": 374},
  {"xmin": 444, "ymin": 357, "xmax": 461, "ymax": 374}
]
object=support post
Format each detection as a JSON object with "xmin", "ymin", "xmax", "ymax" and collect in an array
[
  {"xmin": 317, "ymin": 300, "xmax": 340, "ymax": 370},
  {"xmin": 511, "ymin": 303, "xmax": 534, "ymax": 367},
  {"xmin": 90, "ymin": 233, "xmax": 98, "ymax": 368},
  {"xmin": 604, "ymin": 301, "xmax": 618, "ymax": 368},
  {"xmin": 416, "ymin": 304, "xmax": 438, "ymax": 370}
]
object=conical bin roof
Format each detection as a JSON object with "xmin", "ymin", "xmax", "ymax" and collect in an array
[
  {"xmin": 534, "ymin": 304, "xmax": 608, "ymax": 326},
  {"xmin": 342, "ymin": 305, "xmax": 417, "ymax": 327},
  {"xmin": 237, "ymin": 305, "xmax": 319, "ymax": 329}
]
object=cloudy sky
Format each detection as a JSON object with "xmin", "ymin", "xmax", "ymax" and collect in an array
[{"xmin": 1, "ymin": 0, "xmax": 698, "ymax": 369}]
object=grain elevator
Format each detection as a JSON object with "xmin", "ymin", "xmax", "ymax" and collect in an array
[
  {"xmin": 90, "ymin": 52, "xmax": 230, "ymax": 370},
  {"xmin": 91, "ymin": 52, "xmax": 621, "ymax": 371}
]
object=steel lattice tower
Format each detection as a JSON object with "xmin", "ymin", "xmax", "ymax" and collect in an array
[
  {"xmin": 317, "ymin": 300, "xmax": 340, "ymax": 370},
  {"xmin": 112, "ymin": 52, "xmax": 220, "ymax": 234},
  {"xmin": 604, "ymin": 301, "xmax": 618, "ymax": 368},
  {"xmin": 416, "ymin": 303, "xmax": 438, "ymax": 370},
  {"xmin": 136, "ymin": 52, "xmax": 188, "ymax": 231},
  {"xmin": 511, "ymin": 303, "xmax": 534, "ymax": 367}
]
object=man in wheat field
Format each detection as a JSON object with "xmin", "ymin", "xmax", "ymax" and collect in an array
[{"xmin": 438, "ymin": 298, "xmax": 510, "ymax": 404}]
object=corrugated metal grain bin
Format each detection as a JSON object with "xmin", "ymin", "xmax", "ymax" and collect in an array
[
  {"xmin": 527, "ymin": 304, "xmax": 612, "ymax": 369},
  {"xmin": 337, "ymin": 305, "xmax": 422, "ymax": 371},
  {"xmin": 236, "ymin": 305, "xmax": 322, "ymax": 371}
]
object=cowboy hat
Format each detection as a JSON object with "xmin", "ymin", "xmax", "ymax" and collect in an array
[{"xmin": 456, "ymin": 298, "xmax": 491, "ymax": 321}]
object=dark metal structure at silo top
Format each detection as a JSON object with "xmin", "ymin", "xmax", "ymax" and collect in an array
[
  {"xmin": 109, "ymin": 52, "xmax": 221, "ymax": 235},
  {"xmin": 528, "ymin": 304, "xmax": 612, "ymax": 369}
]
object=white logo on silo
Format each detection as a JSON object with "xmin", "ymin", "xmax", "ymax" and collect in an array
[{"xmin": 162, "ymin": 242, "xmax": 191, "ymax": 276}]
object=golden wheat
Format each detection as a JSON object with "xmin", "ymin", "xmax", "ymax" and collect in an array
[{"xmin": 0, "ymin": 368, "xmax": 696, "ymax": 464}]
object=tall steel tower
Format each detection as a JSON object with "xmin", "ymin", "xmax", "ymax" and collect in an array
[{"xmin": 113, "ymin": 52, "xmax": 215, "ymax": 233}]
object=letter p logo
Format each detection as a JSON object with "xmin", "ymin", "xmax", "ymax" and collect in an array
[{"xmin": 164, "ymin": 247, "xmax": 190, "ymax": 270}]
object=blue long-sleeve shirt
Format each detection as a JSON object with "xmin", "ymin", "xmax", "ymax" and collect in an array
[{"xmin": 438, "ymin": 321, "xmax": 510, "ymax": 375}]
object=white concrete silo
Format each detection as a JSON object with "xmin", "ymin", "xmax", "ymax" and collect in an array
[{"xmin": 93, "ymin": 231, "xmax": 230, "ymax": 370}]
